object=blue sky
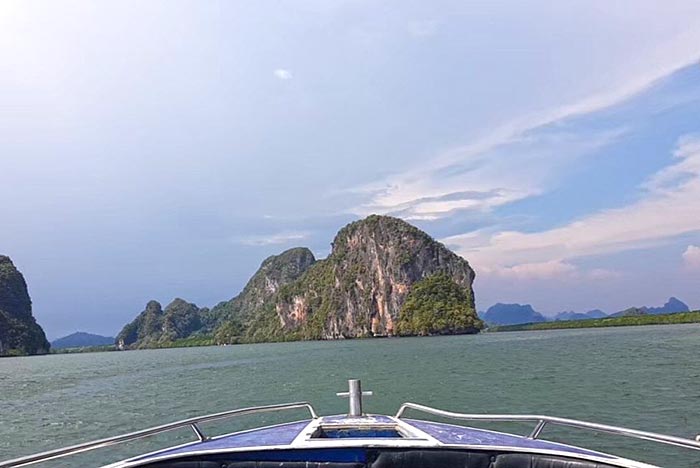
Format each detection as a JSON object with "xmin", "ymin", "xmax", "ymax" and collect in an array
[{"xmin": 1, "ymin": 1, "xmax": 700, "ymax": 338}]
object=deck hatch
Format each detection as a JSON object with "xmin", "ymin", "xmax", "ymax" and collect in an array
[{"xmin": 311, "ymin": 425, "xmax": 406, "ymax": 439}]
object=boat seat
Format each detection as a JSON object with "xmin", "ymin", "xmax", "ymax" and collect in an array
[
  {"xmin": 145, "ymin": 462, "xmax": 365, "ymax": 468},
  {"xmin": 370, "ymin": 450, "xmax": 619, "ymax": 468},
  {"xmin": 139, "ymin": 451, "xmax": 619, "ymax": 468},
  {"xmin": 491, "ymin": 453, "xmax": 617, "ymax": 468},
  {"xmin": 370, "ymin": 450, "xmax": 492, "ymax": 468},
  {"xmin": 140, "ymin": 463, "xmax": 223, "ymax": 468}
]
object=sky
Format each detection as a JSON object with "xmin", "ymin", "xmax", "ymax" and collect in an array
[{"xmin": 1, "ymin": 1, "xmax": 700, "ymax": 339}]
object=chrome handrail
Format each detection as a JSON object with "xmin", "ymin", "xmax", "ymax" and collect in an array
[
  {"xmin": 0, "ymin": 402, "xmax": 318, "ymax": 468},
  {"xmin": 395, "ymin": 402, "xmax": 700, "ymax": 452}
]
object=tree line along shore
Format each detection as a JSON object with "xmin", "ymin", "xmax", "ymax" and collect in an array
[{"xmin": 486, "ymin": 310, "xmax": 700, "ymax": 332}]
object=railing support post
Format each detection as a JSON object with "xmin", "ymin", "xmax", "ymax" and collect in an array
[
  {"xmin": 529, "ymin": 420, "xmax": 547, "ymax": 439},
  {"xmin": 190, "ymin": 423, "xmax": 207, "ymax": 442}
]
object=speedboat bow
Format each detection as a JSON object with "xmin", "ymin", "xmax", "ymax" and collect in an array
[{"xmin": 2, "ymin": 380, "xmax": 699, "ymax": 468}]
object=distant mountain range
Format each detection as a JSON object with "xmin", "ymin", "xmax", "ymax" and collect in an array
[
  {"xmin": 51, "ymin": 332, "xmax": 115, "ymax": 350},
  {"xmin": 480, "ymin": 297, "xmax": 690, "ymax": 326},
  {"xmin": 609, "ymin": 297, "xmax": 690, "ymax": 317}
]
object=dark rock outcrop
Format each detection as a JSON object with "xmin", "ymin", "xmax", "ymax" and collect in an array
[
  {"xmin": 583, "ymin": 309, "xmax": 608, "ymax": 319},
  {"xmin": 612, "ymin": 307, "xmax": 648, "ymax": 317},
  {"xmin": 52, "ymin": 332, "xmax": 114, "ymax": 349},
  {"xmin": 554, "ymin": 311, "xmax": 589, "ymax": 321},
  {"xmin": 647, "ymin": 297, "xmax": 689, "ymax": 315},
  {"xmin": 554, "ymin": 309, "xmax": 608, "ymax": 321},
  {"xmin": 610, "ymin": 297, "xmax": 690, "ymax": 317},
  {"xmin": 116, "ymin": 298, "xmax": 207, "ymax": 349},
  {"xmin": 482, "ymin": 303, "xmax": 546, "ymax": 326},
  {"xmin": 0, "ymin": 255, "xmax": 50, "ymax": 356}
]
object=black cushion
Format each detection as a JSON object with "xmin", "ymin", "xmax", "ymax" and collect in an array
[
  {"xmin": 146, "ymin": 461, "xmax": 364, "ymax": 468},
  {"xmin": 141, "ymin": 462, "xmax": 225, "ymax": 468},
  {"xmin": 371, "ymin": 450, "xmax": 492, "ymax": 468},
  {"xmin": 492, "ymin": 453, "xmax": 617, "ymax": 468},
  {"xmin": 140, "ymin": 450, "xmax": 619, "ymax": 468}
]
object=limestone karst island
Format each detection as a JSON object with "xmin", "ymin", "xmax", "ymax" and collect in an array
[{"xmin": 116, "ymin": 215, "xmax": 482, "ymax": 349}]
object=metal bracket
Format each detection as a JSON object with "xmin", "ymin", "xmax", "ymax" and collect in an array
[{"xmin": 336, "ymin": 379, "xmax": 373, "ymax": 417}]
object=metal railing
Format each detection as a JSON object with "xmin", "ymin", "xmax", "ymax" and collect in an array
[
  {"xmin": 0, "ymin": 402, "xmax": 318, "ymax": 468},
  {"xmin": 395, "ymin": 402, "xmax": 700, "ymax": 452}
]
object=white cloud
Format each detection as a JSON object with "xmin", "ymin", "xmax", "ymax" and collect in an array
[
  {"xmin": 234, "ymin": 230, "xmax": 309, "ymax": 246},
  {"xmin": 477, "ymin": 261, "xmax": 620, "ymax": 282},
  {"xmin": 446, "ymin": 135, "xmax": 700, "ymax": 271},
  {"xmin": 682, "ymin": 245, "xmax": 700, "ymax": 269},
  {"xmin": 273, "ymin": 69, "xmax": 293, "ymax": 80},
  {"xmin": 482, "ymin": 260, "xmax": 577, "ymax": 280}
]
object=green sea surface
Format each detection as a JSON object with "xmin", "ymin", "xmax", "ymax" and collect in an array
[{"xmin": 1, "ymin": 324, "xmax": 699, "ymax": 467}]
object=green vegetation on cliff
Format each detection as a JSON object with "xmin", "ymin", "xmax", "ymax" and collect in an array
[
  {"xmin": 396, "ymin": 274, "xmax": 483, "ymax": 336},
  {"xmin": 0, "ymin": 256, "xmax": 50, "ymax": 356},
  {"xmin": 489, "ymin": 311, "xmax": 700, "ymax": 332}
]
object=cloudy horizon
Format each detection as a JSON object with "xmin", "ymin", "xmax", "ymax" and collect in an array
[{"xmin": 1, "ymin": 1, "xmax": 700, "ymax": 339}]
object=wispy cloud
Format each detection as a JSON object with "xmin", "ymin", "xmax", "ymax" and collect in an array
[
  {"xmin": 273, "ymin": 69, "xmax": 293, "ymax": 80},
  {"xmin": 446, "ymin": 135, "xmax": 700, "ymax": 272},
  {"xmin": 234, "ymin": 230, "xmax": 309, "ymax": 246},
  {"xmin": 682, "ymin": 245, "xmax": 700, "ymax": 269},
  {"xmin": 349, "ymin": 43, "xmax": 700, "ymax": 221},
  {"xmin": 352, "ymin": 127, "xmax": 626, "ymax": 220}
]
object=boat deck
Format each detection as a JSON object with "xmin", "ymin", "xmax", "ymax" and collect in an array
[{"xmin": 122, "ymin": 414, "xmax": 630, "ymax": 467}]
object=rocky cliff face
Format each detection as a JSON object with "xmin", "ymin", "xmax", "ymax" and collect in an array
[
  {"xmin": 0, "ymin": 255, "xmax": 50, "ymax": 356},
  {"xmin": 264, "ymin": 215, "xmax": 478, "ymax": 339},
  {"xmin": 208, "ymin": 247, "xmax": 316, "ymax": 327}
]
